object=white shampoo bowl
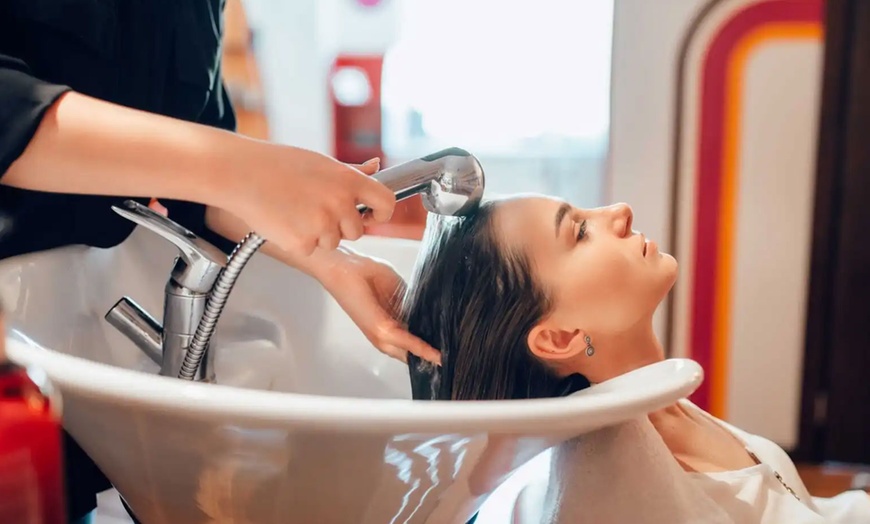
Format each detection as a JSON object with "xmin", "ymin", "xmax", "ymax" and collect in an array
[{"xmin": 2, "ymin": 227, "xmax": 702, "ymax": 524}]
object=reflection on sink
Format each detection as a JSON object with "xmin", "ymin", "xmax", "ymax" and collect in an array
[{"xmin": 2, "ymin": 227, "xmax": 703, "ymax": 523}]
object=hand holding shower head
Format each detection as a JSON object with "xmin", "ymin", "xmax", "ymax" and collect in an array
[
  {"xmin": 356, "ymin": 147, "xmax": 485, "ymax": 217},
  {"xmin": 179, "ymin": 148, "xmax": 484, "ymax": 380}
]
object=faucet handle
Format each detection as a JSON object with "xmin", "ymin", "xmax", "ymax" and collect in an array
[{"xmin": 112, "ymin": 200, "xmax": 227, "ymax": 293}]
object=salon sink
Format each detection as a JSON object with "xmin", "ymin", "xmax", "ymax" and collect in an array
[{"xmin": 2, "ymin": 227, "xmax": 703, "ymax": 524}]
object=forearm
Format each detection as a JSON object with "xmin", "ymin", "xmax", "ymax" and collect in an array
[
  {"xmin": 205, "ymin": 205, "xmax": 352, "ymax": 279},
  {"xmin": 3, "ymin": 91, "xmax": 242, "ymax": 207}
]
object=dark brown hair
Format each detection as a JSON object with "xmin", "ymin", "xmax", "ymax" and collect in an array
[{"xmin": 402, "ymin": 202, "xmax": 590, "ymax": 401}]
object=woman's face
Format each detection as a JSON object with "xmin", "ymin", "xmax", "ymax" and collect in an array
[{"xmin": 493, "ymin": 196, "xmax": 678, "ymax": 336}]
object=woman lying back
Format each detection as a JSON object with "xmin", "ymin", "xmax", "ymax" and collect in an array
[{"xmin": 400, "ymin": 195, "xmax": 870, "ymax": 523}]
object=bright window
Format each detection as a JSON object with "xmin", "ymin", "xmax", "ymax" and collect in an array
[{"xmin": 382, "ymin": 0, "xmax": 614, "ymax": 207}]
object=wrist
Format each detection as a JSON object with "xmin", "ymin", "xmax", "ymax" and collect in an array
[
  {"xmin": 197, "ymin": 130, "xmax": 263, "ymax": 210},
  {"xmin": 205, "ymin": 203, "xmax": 357, "ymax": 283},
  {"xmin": 307, "ymin": 246, "xmax": 376, "ymax": 289},
  {"xmin": 266, "ymin": 244, "xmax": 344, "ymax": 283},
  {"xmin": 202, "ymin": 140, "xmax": 321, "ymax": 222},
  {"xmin": 304, "ymin": 246, "xmax": 355, "ymax": 283}
]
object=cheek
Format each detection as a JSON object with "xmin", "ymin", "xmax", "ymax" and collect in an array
[{"xmin": 555, "ymin": 253, "xmax": 641, "ymax": 330}]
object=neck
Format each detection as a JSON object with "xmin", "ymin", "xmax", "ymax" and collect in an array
[
  {"xmin": 598, "ymin": 323, "xmax": 688, "ymax": 428},
  {"xmin": 589, "ymin": 318, "xmax": 664, "ymax": 382},
  {"xmin": 579, "ymin": 318, "xmax": 690, "ymax": 427}
]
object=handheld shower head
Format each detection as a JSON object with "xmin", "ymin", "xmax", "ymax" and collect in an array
[{"xmin": 356, "ymin": 147, "xmax": 485, "ymax": 217}]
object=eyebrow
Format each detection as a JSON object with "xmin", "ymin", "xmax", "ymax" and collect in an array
[{"xmin": 554, "ymin": 202, "xmax": 571, "ymax": 238}]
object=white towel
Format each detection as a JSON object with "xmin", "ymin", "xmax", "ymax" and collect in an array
[{"xmin": 539, "ymin": 418, "xmax": 736, "ymax": 524}]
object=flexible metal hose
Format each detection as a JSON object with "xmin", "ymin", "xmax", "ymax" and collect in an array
[{"xmin": 178, "ymin": 232, "xmax": 266, "ymax": 380}]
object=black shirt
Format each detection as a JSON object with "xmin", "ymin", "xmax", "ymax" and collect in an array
[
  {"xmin": 0, "ymin": 0, "xmax": 236, "ymax": 257},
  {"xmin": 0, "ymin": 1, "xmax": 237, "ymax": 519}
]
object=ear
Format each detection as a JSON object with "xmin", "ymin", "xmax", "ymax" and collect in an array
[{"xmin": 527, "ymin": 322, "xmax": 588, "ymax": 362}]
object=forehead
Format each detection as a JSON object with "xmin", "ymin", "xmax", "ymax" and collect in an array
[{"xmin": 492, "ymin": 195, "xmax": 566, "ymax": 253}]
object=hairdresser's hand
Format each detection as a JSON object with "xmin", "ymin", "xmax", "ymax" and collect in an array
[
  {"xmin": 205, "ymin": 185, "xmax": 438, "ymax": 363},
  {"xmin": 223, "ymin": 146, "xmax": 396, "ymax": 256},
  {"xmin": 318, "ymin": 251, "xmax": 441, "ymax": 365}
]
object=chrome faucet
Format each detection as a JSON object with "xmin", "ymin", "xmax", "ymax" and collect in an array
[
  {"xmin": 104, "ymin": 147, "xmax": 485, "ymax": 382},
  {"xmin": 105, "ymin": 200, "xmax": 227, "ymax": 381}
]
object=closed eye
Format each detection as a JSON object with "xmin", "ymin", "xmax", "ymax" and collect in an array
[{"xmin": 575, "ymin": 220, "xmax": 587, "ymax": 243}]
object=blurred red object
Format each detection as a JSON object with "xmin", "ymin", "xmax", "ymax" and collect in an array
[
  {"xmin": 0, "ymin": 314, "xmax": 66, "ymax": 524},
  {"xmin": 330, "ymin": 54, "xmax": 426, "ymax": 240}
]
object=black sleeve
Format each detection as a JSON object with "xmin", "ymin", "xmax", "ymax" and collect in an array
[
  {"xmin": 198, "ymin": 75, "xmax": 238, "ymax": 133},
  {"xmin": 0, "ymin": 52, "xmax": 71, "ymax": 177}
]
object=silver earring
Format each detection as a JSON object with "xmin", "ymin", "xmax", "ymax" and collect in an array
[{"xmin": 585, "ymin": 335, "xmax": 595, "ymax": 357}]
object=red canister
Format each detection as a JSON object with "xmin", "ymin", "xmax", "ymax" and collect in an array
[{"xmin": 0, "ymin": 312, "xmax": 66, "ymax": 523}]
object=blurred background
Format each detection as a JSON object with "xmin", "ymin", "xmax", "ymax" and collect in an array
[
  {"xmin": 225, "ymin": 0, "xmax": 614, "ymax": 236},
  {"xmin": 219, "ymin": 0, "xmax": 868, "ymax": 491}
]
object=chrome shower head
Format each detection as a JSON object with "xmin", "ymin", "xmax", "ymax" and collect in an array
[{"xmin": 357, "ymin": 147, "xmax": 485, "ymax": 217}]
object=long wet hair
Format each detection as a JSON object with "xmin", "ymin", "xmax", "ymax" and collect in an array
[{"xmin": 401, "ymin": 201, "xmax": 590, "ymax": 401}]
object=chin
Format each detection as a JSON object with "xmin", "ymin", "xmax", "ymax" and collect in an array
[
  {"xmin": 663, "ymin": 252, "xmax": 678, "ymax": 272},
  {"xmin": 658, "ymin": 254, "xmax": 679, "ymax": 291}
]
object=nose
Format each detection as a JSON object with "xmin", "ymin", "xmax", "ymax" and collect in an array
[{"xmin": 607, "ymin": 203, "xmax": 633, "ymax": 237}]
